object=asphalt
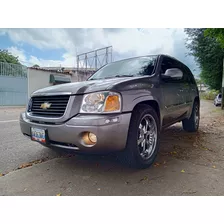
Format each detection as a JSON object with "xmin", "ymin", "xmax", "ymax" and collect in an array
[
  {"xmin": 0, "ymin": 107, "xmax": 68, "ymax": 174},
  {"xmin": 0, "ymin": 100, "xmax": 224, "ymax": 196}
]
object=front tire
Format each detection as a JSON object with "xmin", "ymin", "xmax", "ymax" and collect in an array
[
  {"xmin": 182, "ymin": 100, "xmax": 200, "ymax": 132},
  {"xmin": 119, "ymin": 104, "xmax": 160, "ymax": 169}
]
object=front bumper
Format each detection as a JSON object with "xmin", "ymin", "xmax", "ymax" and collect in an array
[
  {"xmin": 20, "ymin": 112, "xmax": 132, "ymax": 153},
  {"xmin": 215, "ymin": 100, "xmax": 221, "ymax": 105}
]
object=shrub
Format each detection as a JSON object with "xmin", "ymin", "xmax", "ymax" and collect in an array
[{"xmin": 200, "ymin": 89, "xmax": 220, "ymax": 100}]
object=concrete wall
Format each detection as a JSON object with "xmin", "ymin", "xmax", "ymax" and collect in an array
[
  {"xmin": 28, "ymin": 68, "xmax": 94, "ymax": 98},
  {"xmin": 0, "ymin": 75, "xmax": 28, "ymax": 106},
  {"xmin": 28, "ymin": 69, "xmax": 71, "ymax": 97},
  {"xmin": 71, "ymin": 71, "xmax": 92, "ymax": 82}
]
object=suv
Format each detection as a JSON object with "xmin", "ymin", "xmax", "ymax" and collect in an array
[{"xmin": 20, "ymin": 54, "xmax": 200, "ymax": 169}]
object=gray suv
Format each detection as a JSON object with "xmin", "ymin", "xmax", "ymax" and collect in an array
[{"xmin": 20, "ymin": 54, "xmax": 200, "ymax": 169}]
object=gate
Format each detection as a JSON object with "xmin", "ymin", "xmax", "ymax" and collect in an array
[{"xmin": 0, "ymin": 62, "xmax": 28, "ymax": 106}]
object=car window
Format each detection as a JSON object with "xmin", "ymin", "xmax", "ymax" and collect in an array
[{"xmin": 182, "ymin": 65, "xmax": 196, "ymax": 84}]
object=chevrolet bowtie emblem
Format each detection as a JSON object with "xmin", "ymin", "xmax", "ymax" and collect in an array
[{"xmin": 40, "ymin": 102, "xmax": 51, "ymax": 109}]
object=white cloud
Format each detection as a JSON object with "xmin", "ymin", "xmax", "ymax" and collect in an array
[
  {"xmin": 2, "ymin": 28, "xmax": 181, "ymax": 55},
  {"xmin": 7, "ymin": 46, "xmax": 27, "ymax": 63},
  {"xmin": 106, "ymin": 28, "xmax": 175, "ymax": 55},
  {"xmin": 7, "ymin": 46, "xmax": 76, "ymax": 67},
  {"xmin": 28, "ymin": 53, "xmax": 77, "ymax": 67},
  {"xmin": 3, "ymin": 29, "xmax": 76, "ymax": 52}
]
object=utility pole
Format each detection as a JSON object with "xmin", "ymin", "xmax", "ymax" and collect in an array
[
  {"xmin": 77, "ymin": 55, "xmax": 79, "ymax": 71},
  {"xmin": 222, "ymin": 58, "xmax": 224, "ymax": 110},
  {"xmin": 105, "ymin": 47, "xmax": 108, "ymax": 64},
  {"xmin": 95, "ymin": 50, "xmax": 97, "ymax": 69}
]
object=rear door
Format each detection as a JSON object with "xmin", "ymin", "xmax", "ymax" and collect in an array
[
  {"xmin": 180, "ymin": 63, "xmax": 192, "ymax": 113},
  {"xmin": 159, "ymin": 56, "xmax": 187, "ymax": 126},
  {"xmin": 182, "ymin": 65, "xmax": 197, "ymax": 112}
]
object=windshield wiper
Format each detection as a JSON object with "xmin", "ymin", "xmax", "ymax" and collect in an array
[
  {"xmin": 114, "ymin": 75, "xmax": 134, "ymax": 78},
  {"xmin": 89, "ymin": 74, "xmax": 134, "ymax": 80},
  {"xmin": 103, "ymin": 75, "xmax": 134, "ymax": 79}
]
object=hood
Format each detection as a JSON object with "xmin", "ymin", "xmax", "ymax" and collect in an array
[{"xmin": 31, "ymin": 76, "xmax": 150, "ymax": 96}]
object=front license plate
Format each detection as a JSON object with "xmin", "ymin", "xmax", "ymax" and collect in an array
[{"xmin": 31, "ymin": 127, "xmax": 46, "ymax": 143}]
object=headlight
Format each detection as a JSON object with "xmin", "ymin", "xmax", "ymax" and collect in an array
[{"xmin": 80, "ymin": 91, "xmax": 121, "ymax": 113}]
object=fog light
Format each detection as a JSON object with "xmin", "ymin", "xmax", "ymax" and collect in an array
[
  {"xmin": 89, "ymin": 132, "xmax": 97, "ymax": 143},
  {"xmin": 82, "ymin": 132, "xmax": 97, "ymax": 145}
]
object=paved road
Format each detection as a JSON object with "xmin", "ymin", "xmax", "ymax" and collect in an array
[
  {"xmin": 0, "ymin": 107, "xmax": 66, "ymax": 174},
  {"xmin": 0, "ymin": 101, "xmax": 224, "ymax": 195}
]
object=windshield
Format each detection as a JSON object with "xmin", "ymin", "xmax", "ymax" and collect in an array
[{"xmin": 88, "ymin": 56, "xmax": 157, "ymax": 80}]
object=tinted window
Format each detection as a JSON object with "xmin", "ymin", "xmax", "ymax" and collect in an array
[
  {"xmin": 183, "ymin": 65, "xmax": 196, "ymax": 84},
  {"xmin": 161, "ymin": 57, "xmax": 177, "ymax": 74},
  {"xmin": 88, "ymin": 56, "xmax": 157, "ymax": 80},
  {"xmin": 160, "ymin": 56, "xmax": 184, "ymax": 82}
]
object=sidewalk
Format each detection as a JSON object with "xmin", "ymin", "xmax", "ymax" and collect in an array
[{"xmin": 1, "ymin": 154, "xmax": 223, "ymax": 196}]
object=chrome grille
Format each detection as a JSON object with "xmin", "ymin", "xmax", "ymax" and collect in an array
[{"xmin": 30, "ymin": 95, "xmax": 70, "ymax": 117}]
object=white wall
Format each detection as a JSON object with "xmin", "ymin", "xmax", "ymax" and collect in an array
[
  {"xmin": 28, "ymin": 68, "xmax": 93, "ymax": 97},
  {"xmin": 28, "ymin": 68, "xmax": 71, "ymax": 97},
  {"xmin": 71, "ymin": 71, "xmax": 92, "ymax": 82}
]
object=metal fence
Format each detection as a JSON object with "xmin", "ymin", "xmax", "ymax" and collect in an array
[
  {"xmin": 0, "ymin": 62, "xmax": 28, "ymax": 106},
  {"xmin": 0, "ymin": 62, "xmax": 27, "ymax": 77}
]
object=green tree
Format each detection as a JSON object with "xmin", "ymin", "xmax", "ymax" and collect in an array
[
  {"xmin": 205, "ymin": 28, "xmax": 224, "ymax": 48},
  {"xmin": 0, "ymin": 49, "xmax": 26, "ymax": 77},
  {"xmin": 32, "ymin": 64, "xmax": 40, "ymax": 68},
  {"xmin": 0, "ymin": 49, "xmax": 21, "ymax": 64},
  {"xmin": 185, "ymin": 28, "xmax": 224, "ymax": 90}
]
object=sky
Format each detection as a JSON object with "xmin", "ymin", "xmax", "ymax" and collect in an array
[{"xmin": 0, "ymin": 28, "xmax": 200, "ymax": 75}]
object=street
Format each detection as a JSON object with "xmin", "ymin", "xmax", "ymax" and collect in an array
[
  {"xmin": 0, "ymin": 100, "xmax": 224, "ymax": 195},
  {"xmin": 0, "ymin": 107, "xmax": 68, "ymax": 174}
]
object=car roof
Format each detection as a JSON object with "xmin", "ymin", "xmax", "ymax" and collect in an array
[
  {"xmin": 100, "ymin": 54, "xmax": 191, "ymax": 72},
  {"xmin": 109, "ymin": 54, "xmax": 185, "ymax": 66},
  {"xmin": 109, "ymin": 54, "xmax": 160, "ymax": 63}
]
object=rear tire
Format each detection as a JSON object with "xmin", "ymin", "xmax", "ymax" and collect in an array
[
  {"xmin": 182, "ymin": 100, "xmax": 200, "ymax": 132},
  {"xmin": 119, "ymin": 104, "xmax": 160, "ymax": 169}
]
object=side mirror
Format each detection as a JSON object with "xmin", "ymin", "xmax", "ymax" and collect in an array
[{"xmin": 161, "ymin": 68, "xmax": 183, "ymax": 80}]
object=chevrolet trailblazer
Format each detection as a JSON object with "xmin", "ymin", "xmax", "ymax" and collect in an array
[{"xmin": 20, "ymin": 54, "xmax": 200, "ymax": 168}]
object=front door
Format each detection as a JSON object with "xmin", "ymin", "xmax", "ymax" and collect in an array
[{"xmin": 159, "ymin": 56, "xmax": 187, "ymax": 126}]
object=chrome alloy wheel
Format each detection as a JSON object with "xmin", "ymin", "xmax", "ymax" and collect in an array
[{"xmin": 137, "ymin": 114, "xmax": 157, "ymax": 160}]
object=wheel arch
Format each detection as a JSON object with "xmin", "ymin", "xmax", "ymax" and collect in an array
[
  {"xmin": 187, "ymin": 95, "xmax": 200, "ymax": 119},
  {"xmin": 194, "ymin": 96, "xmax": 200, "ymax": 106},
  {"xmin": 132, "ymin": 99, "xmax": 161, "ymax": 128}
]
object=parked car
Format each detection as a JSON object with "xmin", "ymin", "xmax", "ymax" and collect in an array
[
  {"xmin": 20, "ymin": 54, "xmax": 200, "ymax": 169},
  {"xmin": 214, "ymin": 93, "xmax": 222, "ymax": 106}
]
